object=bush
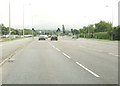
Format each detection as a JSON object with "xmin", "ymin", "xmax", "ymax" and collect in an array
[
  {"xmin": 79, "ymin": 33, "xmax": 84, "ymax": 37},
  {"xmin": 93, "ymin": 32, "xmax": 110, "ymax": 39},
  {"xmin": 112, "ymin": 26, "xmax": 120, "ymax": 40}
]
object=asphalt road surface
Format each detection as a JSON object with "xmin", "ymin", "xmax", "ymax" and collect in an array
[
  {"xmin": 0, "ymin": 38, "xmax": 33, "ymax": 63},
  {"xmin": 1, "ymin": 36, "xmax": 118, "ymax": 84}
]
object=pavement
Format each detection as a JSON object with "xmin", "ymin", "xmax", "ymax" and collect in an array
[{"xmin": 1, "ymin": 36, "xmax": 118, "ymax": 84}]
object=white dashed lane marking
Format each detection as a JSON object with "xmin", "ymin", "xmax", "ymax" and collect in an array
[
  {"xmin": 108, "ymin": 53, "xmax": 114, "ymax": 55},
  {"xmin": 76, "ymin": 62, "xmax": 100, "ymax": 78},
  {"xmin": 47, "ymin": 41, "xmax": 100, "ymax": 78},
  {"xmin": 48, "ymin": 42, "xmax": 53, "ymax": 46},
  {"xmin": 108, "ymin": 53, "xmax": 118, "ymax": 57},
  {"xmin": 55, "ymin": 48, "xmax": 61, "ymax": 51},
  {"xmin": 62, "ymin": 52, "xmax": 71, "ymax": 59},
  {"xmin": 114, "ymin": 55, "xmax": 118, "ymax": 57},
  {"xmin": 0, "ymin": 58, "xmax": 9, "ymax": 66},
  {"xmin": 52, "ymin": 46, "xmax": 55, "ymax": 48}
]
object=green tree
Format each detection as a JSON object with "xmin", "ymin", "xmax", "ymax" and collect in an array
[
  {"xmin": 73, "ymin": 29, "xmax": 79, "ymax": 35},
  {"xmin": 24, "ymin": 29, "xmax": 32, "ymax": 35},
  {"xmin": 87, "ymin": 25, "xmax": 95, "ymax": 38},
  {"xmin": 83, "ymin": 26, "xmax": 89, "ymax": 38},
  {"xmin": 0, "ymin": 24, "xmax": 9, "ymax": 35},
  {"xmin": 71, "ymin": 29, "xmax": 74, "ymax": 35},
  {"xmin": 110, "ymin": 26, "xmax": 120, "ymax": 40},
  {"xmin": 95, "ymin": 21, "xmax": 112, "ymax": 32}
]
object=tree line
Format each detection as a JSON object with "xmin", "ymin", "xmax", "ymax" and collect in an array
[
  {"xmin": 0, "ymin": 24, "xmax": 39, "ymax": 36},
  {"xmin": 71, "ymin": 21, "xmax": 120, "ymax": 40},
  {"xmin": 1, "ymin": 21, "xmax": 120, "ymax": 40}
]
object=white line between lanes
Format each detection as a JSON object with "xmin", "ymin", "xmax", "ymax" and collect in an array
[
  {"xmin": 56, "ymin": 48, "xmax": 61, "ymax": 51},
  {"xmin": 79, "ymin": 46, "xmax": 85, "ymax": 48},
  {"xmin": 0, "ymin": 58, "xmax": 9, "ymax": 66},
  {"xmin": 108, "ymin": 53, "xmax": 114, "ymax": 55},
  {"xmin": 52, "ymin": 45, "xmax": 55, "ymax": 48},
  {"xmin": 48, "ymin": 42, "xmax": 53, "ymax": 46},
  {"xmin": 62, "ymin": 52, "xmax": 71, "ymax": 59},
  {"xmin": 76, "ymin": 62, "xmax": 100, "ymax": 78},
  {"xmin": 114, "ymin": 55, "xmax": 118, "ymax": 57},
  {"xmin": 108, "ymin": 53, "xmax": 118, "ymax": 57}
]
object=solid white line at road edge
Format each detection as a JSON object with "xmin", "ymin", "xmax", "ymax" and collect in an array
[
  {"xmin": 62, "ymin": 53, "xmax": 71, "ymax": 59},
  {"xmin": 76, "ymin": 62, "xmax": 100, "ymax": 78}
]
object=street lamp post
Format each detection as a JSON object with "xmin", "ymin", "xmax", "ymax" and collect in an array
[
  {"xmin": 9, "ymin": 0, "xmax": 11, "ymax": 38},
  {"xmin": 22, "ymin": 3, "xmax": 31, "ymax": 37},
  {"xmin": 85, "ymin": 16, "xmax": 90, "ymax": 38},
  {"xmin": 23, "ymin": 4, "xmax": 24, "ymax": 37},
  {"xmin": 88, "ymin": 25, "xmax": 90, "ymax": 38},
  {"xmin": 106, "ymin": 5, "xmax": 114, "ymax": 26},
  {"xmin": 106, "ymin": 5, "xmax": 114, "ymax": 40},
  {"xmin": 88, "ymin": 17, "xmax": 91, "ymax": 38}
]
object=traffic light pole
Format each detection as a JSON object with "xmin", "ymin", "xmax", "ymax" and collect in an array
[{"xmin": 32, "ymin": 28, "xmax": 34, "ymax": 39}]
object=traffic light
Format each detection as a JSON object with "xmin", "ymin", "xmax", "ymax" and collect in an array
[{"xmin": 32, "ymin": 28, "xmax": 34, "ymax": 31}]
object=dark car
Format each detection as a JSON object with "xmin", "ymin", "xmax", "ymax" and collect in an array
[{"xmin": 51, "ymin": 35, "xmax": 58, "ymax": 41}]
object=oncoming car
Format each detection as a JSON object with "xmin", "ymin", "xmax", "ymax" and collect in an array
[
  {"xmin": 51, "ymin": 35, "xmax": 58, "ymax": 41},
  {"xmin": 38, "ymin": 35, "xmax": 48, "ymax": 40}
]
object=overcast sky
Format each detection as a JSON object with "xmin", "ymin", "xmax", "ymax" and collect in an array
[{"xmin": 0, "ymin": 0, "xmax": 119, "ymax": 30}]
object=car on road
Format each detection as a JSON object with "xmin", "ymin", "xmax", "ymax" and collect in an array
[
  {"xmin": 38, "ymin": 35, "xmax": 48, "ymax": 40},
  {"xmin": 48, "ymin": 35, "xmax": 52, "ymax": 38},
  {"xmin": 51, "ymin": 35, "xmax": 58, "ymax": 41}
]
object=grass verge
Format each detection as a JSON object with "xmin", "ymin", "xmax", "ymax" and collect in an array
[
  {"xmin": 0, "ymin": 38, "xmax": 24, "ymax": 42},
  {"xmin": 78, "ymin": 37, "xmax": 119, "ymax": 42}
]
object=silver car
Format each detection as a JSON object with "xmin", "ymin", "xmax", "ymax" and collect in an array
[{"xmin": 38, "ymin": 35, "xmax": 48, "ymax": 40}]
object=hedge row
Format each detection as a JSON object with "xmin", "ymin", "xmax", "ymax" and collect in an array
[
  {"xmin": 79, "ymin": 32, "xmax": 110, "ymax": 39},
  {"xmin": 93, "ymin": 32, "xmax": 110, "ymax": 39}
]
